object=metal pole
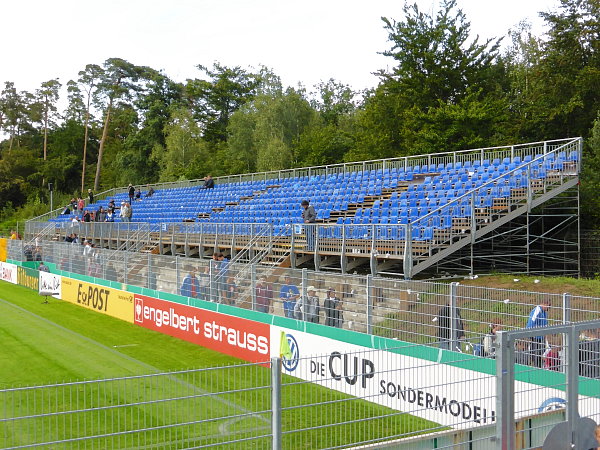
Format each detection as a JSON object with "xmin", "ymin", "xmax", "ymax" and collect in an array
[
  {"xmin": 251, "ymin": 263, "xmax": 257, "ymax": 311},
  {"xmin": 301, "ymin": 268, "xmax": 307, "ymax": 322},
  {"xmin": 495, "ymin": 330, "xmax": 515, "ymax": 450},
  {"xmin": 175, "ymin": 255, "xmax": 180, "ymax": 295},
  {"xmin": 271, "ymin": 357, "xmax": 282, "ymax": 450},
  {"xmin": 366, "ymin": 274, "xmax": 373, "ymax": 335},
  {"xmin": 562, "ymin": 293, "xmax": 571, "ymax": 324},
  {"xmin": 565, "ymin": 326, "xmax": 580, "ymax": 449},
  {"xmin": 450, "ymin": 282, "xmax": 457, "ymax": 351}
]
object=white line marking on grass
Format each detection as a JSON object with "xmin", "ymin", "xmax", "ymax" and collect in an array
[
  {"xmin": 112, "ymin": 344, "xmax": 139, "ymax": 348},
  {"xmin": 0, "ymin": 296, "xmax": 270, "ymax": 437}
]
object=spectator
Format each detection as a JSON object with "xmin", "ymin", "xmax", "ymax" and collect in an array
[
  {"xmin": 202, "ymin": 175, "xmax": 215, "ymax": 189},
  {"xmin": 88, "ymin": 189, "xmax": 94, "ymax": 204},
  {"xmin": 38, "ymin": 261, "xmax": 50, "ymax": 272},
  {"xmin": 145, "ymin": 186, "xmax": 155, "ymax": 198},
  {"xmin": 128, "ymin": 184, "xmax": 135, "ymax": 204},
  {"xmin": 595, "ymin": 425, "xmax": 600, "ymax": 448},
  {"xmin": 10, "ymin": 230, "xmax": 17, "ymax": 240},
  {"xmin": 279, "ymin": 275, "xmax": 300, "ymax": 318},
  {"xmin": 61, "ymin": 205, "xmax": 71, "ymax": 215},
  {"xmin": 82, "ymin": 210, "xmax": 91, "ymax": 223},
  {"xmin": 436, "ymin": 302, "xmax": 465, "ymax": 351},
  {"xmin": 526, "ymin": 299, "xmax": 551, "ymax": 368},
  {"xmin": 301, "ymin": 200, "xmax": 317, "ymax": 251},
  {"xmin": 105, "ymin": 209, "xmax": 115, "ymax": 222},
  {"xmin": 543, "ymin": 342, "xmax": 561, "ymax": 371},
  {"xmin": 95, "ymin": 206, "xmax": 106, "ymax": 222},
  {"xmin": 324, "ymin": 287, "xmax": 343, "ymax": 327},
  {"xmin": 107, "ymin": 199, "xmax": 116, "ymax": 213},
  {"xmin": 71, "ymin": 233, "xmax": 79, "ymax": 244},
  {"xmin": 135, "ymin": 188, "xmax": 142, "ymax": 201},
  {"xmin": 64, "ymin": 233, "xmax": 74, "ymax": 243},
  {"xmin": 217, "ymin": 253, "xmax": 229, "ymax": 302},
  {"xmin": 225, "ymin": 276, "xmax": 238, "ymax": 305},
  {"xmin": 120, "ymin": 202, "xmax": 132, "ymax": 222},
  {"xmin": 295, "ymin": 285, "xmax": 320, "ymax": 323},
  {"xmin": 483, "ymin": 322, "xmax": 502, "ymax": 358},
  {"xmin": 255, "ymin": 276, "xmax": 273, "ymax": 313},
  {"xmin": 180, "ymin": 267, "xmax": 199, "ymax": 298},
  {"xmin": 70, "ymin": 197, "xmax": 78, "ymax": 211},
  {"xmin": 77, "ymin": 197, "xmax": 85, "ymax": 213}
]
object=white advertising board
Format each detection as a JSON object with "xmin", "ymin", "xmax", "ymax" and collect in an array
[
  {"xmin": 270, "ymin": 326, "xmax": 600, "ymax": 428},
  {"xmin": 0, "ymin": 261, "xmax": 18, "ymax": 284},
  {"xmin": 39, "ymin": 271, "xmax": 62, "ymax": 298}
]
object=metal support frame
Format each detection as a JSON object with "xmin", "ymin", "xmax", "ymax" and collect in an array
[
  {"xmin": 271, "ymin": 357, "xmax": 282, "ymax": 450},
  {"xmin": 495, "ymin": 320, "xmax": 599, "ymax": 450}
]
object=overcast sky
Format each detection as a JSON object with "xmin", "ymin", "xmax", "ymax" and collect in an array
[{"xmin": 3, "ymin": 0, "xmax": 558, "ymax": 96}]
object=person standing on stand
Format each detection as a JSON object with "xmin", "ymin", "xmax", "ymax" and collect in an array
[
  {"xmin": 324, "ymin": 287, "xmax": 342, "ymax": 327},
  {"xmin": 279, "ymin": 275, "xmax": 300, "ymax": 318},
  {"xmin": 526, "ymin": 299, "xmax": 551, "ymax": 368},
  {"xmin": 255, "ymin": 276, "xmax": 273, "ymax": 313},
  {"xmin": 180, "ymin": 267, "xmax": 199, "ymax": 299},
  {"xmin": 128, "ymin": 184, "xmax": 135, "ymax": 204},
  {"xmin": 88, "ymin": 189, "xmax": 94, "ymax": 204},
  {"xmin": 301, "ymin": 200, "xmax": 317, "ymax": 251}
]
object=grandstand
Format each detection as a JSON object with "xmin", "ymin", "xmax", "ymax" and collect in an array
[{"xmin": 31, "ymin": 137, "xmax": 581, "ymax": 279}]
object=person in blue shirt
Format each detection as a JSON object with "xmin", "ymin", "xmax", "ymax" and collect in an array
[
  {"xmin": 526, "ymin": 299, "xmax": 551, "ymax": 367},
  {"xmin": 279, "ymin": 275, "xmax": 300, "ymax": 318},
  {"xmin": 180, "ymin": 267, "xmax": 200, "ymax": 299}
]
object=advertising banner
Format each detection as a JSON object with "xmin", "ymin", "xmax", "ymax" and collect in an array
[
  {"xmin": 39, "ymin": 271, "xmax": 62, "ymax": 298},
  {"xmin": 134, "ymin": 294, "xmax": 270, "ymax": 364},
  {"xmin": 0, "ymin": 261, "xmax": 17, "ymax": 284},
  {"xmin": 61, "ymin": 277, "xmax": 134, "ymax": 323},
  {"xmin": 270, "ymin": 326, "xmax": 600, "ymax": 428},
  {"xmin": 0, "ymin": 238, "xmax": 6, "ymax": 262},
  {"xmin": 17, "ymin": 266, "xmax": 38, "ymax": 290}
]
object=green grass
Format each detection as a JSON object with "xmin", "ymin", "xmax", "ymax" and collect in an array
[{"xmin": 0, "ymin": 281, "xmax": 440, "ymax": 449}]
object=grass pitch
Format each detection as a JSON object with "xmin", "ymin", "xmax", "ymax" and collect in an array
[{"xmin": 0, "ymin": 281, "xmax": 439, "ymax": 449}]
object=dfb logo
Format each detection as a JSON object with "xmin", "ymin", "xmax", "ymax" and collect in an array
[{"xmin": 135, "ymin": 297, "xmax": 144, "ymax": 323}]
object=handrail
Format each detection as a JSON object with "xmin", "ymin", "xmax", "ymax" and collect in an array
[
  {"xmin": 412, "ymin": 137, "xmax": 581, "ymax": 227},
  {"xmin": 84, "ymin": 138, "xmax": 580, "ymax": 200}
]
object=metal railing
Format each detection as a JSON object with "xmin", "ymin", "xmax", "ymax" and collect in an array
[
  {"xmin": 26, "ymin": 138, "xmax": 579, "ymax": 225},
  {"xmin": 8, "ymin": 239, "xmax": 600, "ymax": 350},
  {"xmin": 24, "ymin": 138, "xmax": 581, "ymax": 280}
]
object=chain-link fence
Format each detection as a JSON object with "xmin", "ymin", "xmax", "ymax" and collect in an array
[{"xmin": 7, "ymin": 239, "xmax": 600, "ymax": 357}]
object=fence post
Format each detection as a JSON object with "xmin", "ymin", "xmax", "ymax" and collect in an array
[
  {"xmin": 366, "ymin": 275, "xmax": 373, "ymax": 335},
  {"xmin": 209, "ymin": 259, "xmax": 214, "ymax": 302},
  {"xmin": 251, "ymin": 263, "xmax": 257, "ymax": 311},
  {"xmin": 175, "ymin": 256, "xmax": 180, "ymax": 295},
  {"xmin": 301, "ymin": 268, "xmax": 307, "ymax": 322},
  {"xmin": 450, "ymin": 282, "xmax": 457, "ymax": 351},
  {"xmin": 124, "ymin": 251, "xmax": 129, "ymax": 285},
  {"xmin": 271, "ymin": 356, "xmax": 282, "ymax": 450},
  {"xmin": 496, "ymin": 330, "xmax": 515, "ymax": 450},
  {"xmin": 565, "ymin": 326, "xmax": 580, "ymax": 449},
  {"xmin": 562, "ymin": 293, "xmax": 571, "ymax": 324}
]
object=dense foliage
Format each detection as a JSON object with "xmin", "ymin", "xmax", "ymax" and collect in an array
[{"xmin": 1, "ymin": 0, "xmax": 599, "ymax": 229}]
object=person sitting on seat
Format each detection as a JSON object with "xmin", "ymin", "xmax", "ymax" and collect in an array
[
  {"xmin": 145, "ymin": 186, "xmax": 155, "ymax": 198},
  {"xmin": 202, "ymin": 175, "xmax": 215, "ymax": 189}
]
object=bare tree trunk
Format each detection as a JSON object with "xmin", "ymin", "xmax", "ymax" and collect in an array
[
  {"xmin": 94, "ymin": 97, "xmax": 113, "ymax": 191},
  {"xmin": 81, "ymin": 95, "xmax": 91, "ymax": 194}
]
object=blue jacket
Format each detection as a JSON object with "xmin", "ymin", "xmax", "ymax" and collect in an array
[
  {"xmin": 181, "ymin": 275, "xmax": 200, "ymax": 298},
  {"xmin": 526, "ymin": 305, "xmax": 548, "ymax": 340}
]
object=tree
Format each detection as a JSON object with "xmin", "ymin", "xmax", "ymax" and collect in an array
[
  {"xmin": 35, "ymin": 79, "xmax": 61, "ymax": 161},
  {"xmin": 72, "ymin": 64, "xmax": 103, "ymax": 193},
  {"xmin": 185, "ymin": 63, "xmax": 260, "ymax": 143},
  {"xmin": 93, "ymin": 58, "xmax": 149, "ymax": 190}
]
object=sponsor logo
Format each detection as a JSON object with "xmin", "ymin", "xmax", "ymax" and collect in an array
[
  {"xmin": 135, "ymin": 298, "xmax": 143, "ymax": 323},
  {"xmin": 282, "ymin": 333, "xmax": 300, "ymax": 372},
  {"xmin": 538, "ymin": 397, "xmax": 566, "ymax": 413},
  {"xmin": 134, "ymin": 295, "xmax": 270, "ymax": 362},
  {"xmin": 40, "ymin": 273, "xmax": 61, "ymax": 293}
]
